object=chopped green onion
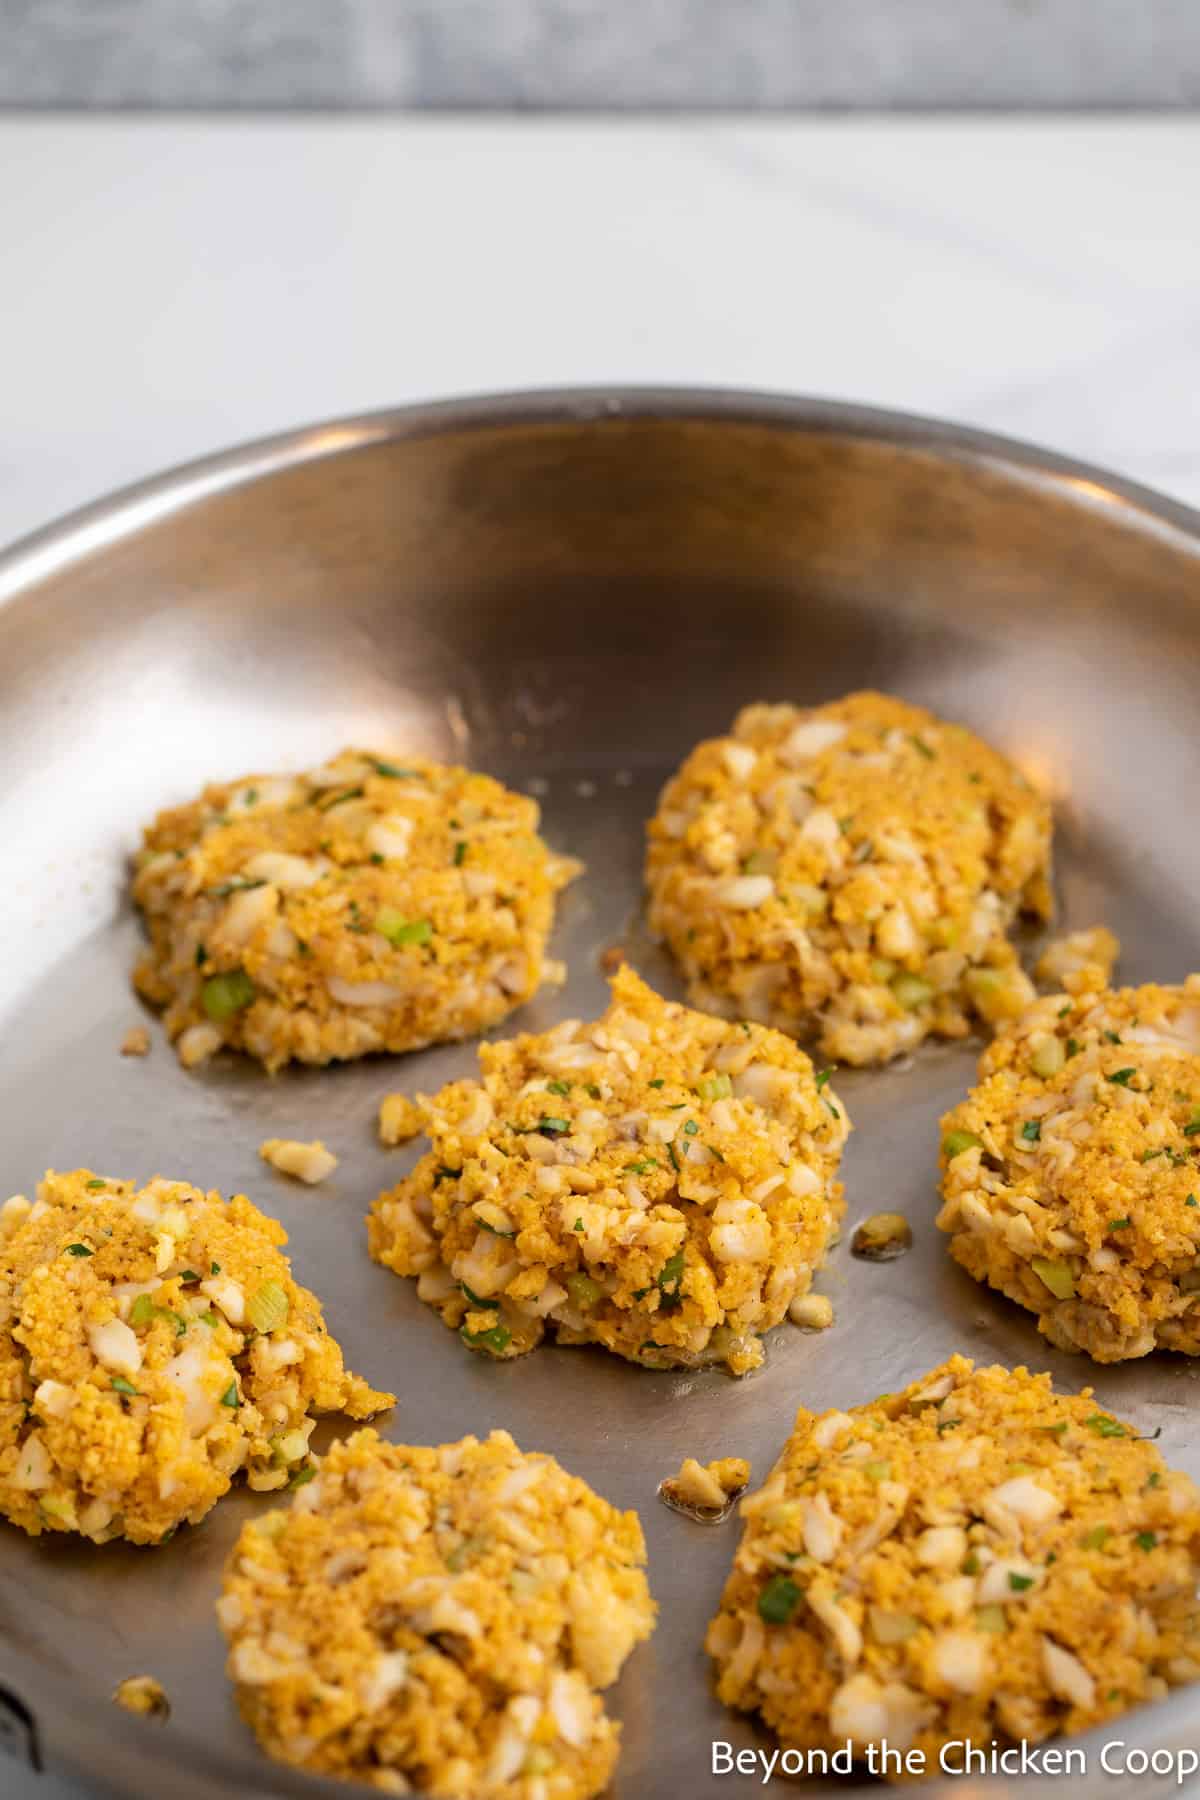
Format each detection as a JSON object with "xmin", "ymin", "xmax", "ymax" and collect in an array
[
  {"xmin": 1080, "ymin": 1525, "xmax": 1110, "ymax": 1550},
  {"xmin": 317, "ymin": 785, "xmax": 364, "ymax": 809},
  {"xmin": 1185, "ymin": 1114, "xmax": 1200, "ymax": 1136},
  {"xmin": 535, "ymin": 1116, "xmax": 570, "ymax": 1136},
  {"xmin": 757, "ymin": 1574, "xmax": 802, "ymax": 1625},
  {"xmin": 460, "ymin": 1283, "xmax": 500, "ymax": 1311},
  {"xmin": 65, "ymin": 1243, "xmax": 93, "ymax": 1258},
  {"xmin": 1104, "ymin": 1030, "xmax": 1122, "ymax": 1044},
  {"xmin": 1008, "ymin": 1571, "xmax": 1035, "ymax": 1592},
  {"xmin": 566, "ymin": 1271, "xmax": 603, "ymax": 1310},
  {"xmin": 111, "ymin": 1377, "xmax": 139, "ymax": 1398},
  {"xmin": 1040, "ymin": 1421, "xmax": 1069, "ymax": 1436},
  {"xmin": 815, "ymin": 1067, "xmax": 834, "ymax": 1090},
  {"xmin": 246, "ymin": 1280, "xmax": 289, "ymax": 1334},
  {"xmin": 372, "ymin": 760, "xmax": 418, "ymax": 778},
  {"xmin": 433, "ymin": 1165, "xmax": 462, "ymax": 1186},
  {"xmin": 942, "ymin": 1129, "xmax": 983, "ymax": 1160},
  {"xmin": 1108, "ymin": 1218, "xmax": 1132, "ymax": 1232},
  {"xmin": 210, "ymin": 1260, "xmax": 221, "ymax": 1274},
  {"xmin": 1065, "ymin": 1036, "xmax": 1081, "ymax": 1059},
  {"xmin": 201, "ymin": 969, "xmax": 255, "ymax": 1021},
  {"xmin": 1085, "ymin": 1414, "xmax": 1127, "ymax": 1438},
  {"xmin": 461, "ymin": 1324, "xmax": 512, "ymax": 1355},
  {"xmin": 891, "ymin": 972, "xmax": 934, "ymax": 1011},
  {"xmin": 288, "ymin": 1464, "xmax": 318, "ymax": 1490},
  {"xmin": 86, "ymin": 1178, "xmax": 107, "ymax": 1191},
  {"xmin": 1020, "ymin": 1119, "xmax": 1042, "ymax": 1143},
  {"xmin": 178, "ymin": 1269, "xmax": 201, "ymax": 1284},
  {"xmin": 657, "ymin": 1249, "xmax": 686, "ymax": 1298},
  {"xmin": 697, "ymin": 1073, "xmax": 732, "ymax": 1102},
  {"xmin": 1031, "ymin": 1256, "xmax": 1075, "ymax": 1299},
  {"xmin": 377, "ymin": 911, "xmax": 433, "ymax": 947},
  {"xmin": 622, "ymin": 1158, "xmax": 659, "ymax": 1175},
  {"xmin": 1106, "ymin": 1067, "xmax": 1137, "ymax": 1087},
  {"xmin": 586, "ymin": 1084, "xmax": 602, "ymax": 1099},
  {"xmin": 129, "ymin": 1295, "xmax": 156, "ymax": 1328},
  {"xmin": 909, "ymin": 734, "xmax": 934, "ymax": 759},
  {"xmin": 545, "ymin": 1080, "xmax": 571, "ymax": 1097},
  {"xmin": 1135, "ymin": 1530, "xmax": 1158, "ymax": 1552},
  {"xmin": 453, "ymin": 840, "xmax": 467, "ymax": 866},
  {"xmin": 220, "ymin": 1382, "xmax": 240, "ymax": 1408},
  {"xmin": 572, "ymin": 1217, "xmax": 584, "ymax": 1233},
  {"xmin": 683, "ymin": 1119, "xmax": 698, "ymax": 1136},
  {"xmin": 648, "ymin": 1078, "xmax": 665, "ymax": 1089},
  {"xmin": 209, "ymin": 877, "xmax": 266, "ymax": 898}
]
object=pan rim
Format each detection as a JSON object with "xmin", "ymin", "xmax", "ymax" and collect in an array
[{"xmin": 3, "ymin": 384, "xmax": 1200, "ymax": 611}]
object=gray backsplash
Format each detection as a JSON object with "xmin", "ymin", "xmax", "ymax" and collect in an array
[{"xmin": 3, "ymin": 0, "xmax": 1200, "ymax": 108}]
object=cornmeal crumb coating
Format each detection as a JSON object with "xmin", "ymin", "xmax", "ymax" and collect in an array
[
  {"xmin": 939, "ymin": 975, "xmax": 1200, "ymax": 1361},
  {"xmin": 0, "ymin": 1171, "xmax": 391, "ymax": 1545},
  {"xmin": 133, "ymin": 749, "xmax": 579, "ymax": 1073},
  {"xmin": 645, "ymin": 692, "xmax": 1052, "ymax": 1066},
  {"xmin": 217, "ymin": 1428, "xmax": 655, "ymax": 1797},
  {"xmin": 369, "ymin": 968, "xmax": 849, "ymax": 1376},
  {"xmin": 707, "ymin": 1357, "xmax": 1200, "ymax": 1775}
]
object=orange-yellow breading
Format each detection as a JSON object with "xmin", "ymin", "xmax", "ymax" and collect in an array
[
  {"xmin": 368, "ymin": 967, "xmax": 849, "ymax": 1376},
  {"xmin": 0, "ymin": 1170, "xmax": 391, "ymax": 1545},
  {"xmin": 939, "ymin": 976, "xmax": 1200, "ymax": 1361},
  {"xmin": 645, "ymin": 692, "xmax": 1052, "ymax": 1066},
  {"xmin": 707, "ymin": 1358, "xmax": 1200, "ymax": 1776},
  {"xmin": 133, "ymin": 749, "xmax": 579, "ymax": 1073},
  {"xmin": 217, "ymin": 1428, "xmax": 655, "ymax": 1797}
]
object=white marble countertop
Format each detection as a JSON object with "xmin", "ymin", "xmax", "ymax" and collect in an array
[
  {"xmin": 3, "ymin": 113, "xmax": 1200, "ymax": 1800},
  {"xmin": 3, "ymin": 114, "xmax": 1200, "ymax": 564}
]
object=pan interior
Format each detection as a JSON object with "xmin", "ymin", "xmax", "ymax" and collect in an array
[{"xmin": 1, "ymin": 404, "xmax": 1200, "ymax": 1798}]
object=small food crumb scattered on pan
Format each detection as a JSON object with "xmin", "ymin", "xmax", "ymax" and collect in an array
[
  {"xmin": 851, "ymin": 1211, "xmax": 913, "ymax": 1260},
  {"xmin": 112, "ymin": 1676, "xmax": 169, "ymax": 1720},
  {"xmin": 377, "ymin": 1093, "xmax": 426, "ymax": 1146},
  {"xmin": 258, "ymin": 1138, "xmax": 338, "ymax": 1185},
  {"xmin": 788, "ymin": 1292, "xmax": 835, "ymax": 1330},
  {"xmin": 120, "ymin": 1026, "xmax": 151, "ymax": 1057},
  {"xmin": 659, "ymin": 1455, "xmax": 751, "ymax": 1523}
]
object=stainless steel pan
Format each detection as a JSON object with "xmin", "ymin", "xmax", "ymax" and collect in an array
[{"xmin": 2, "ymin": 390, "xmax": 1200, "ymax": 1800}]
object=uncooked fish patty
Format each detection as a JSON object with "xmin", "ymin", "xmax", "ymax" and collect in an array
[
  {"xmin": 369, "ymin": 967, "xmax": 849, "ymax": 1376},
  {"xmin": 217, "ymin": 1428, "xmax": 655, "ymax": 1797},
  {"xmin": 707, "ymin": 1357, "xmax": 1200, "ymax": 1775},
  {"xmin": 646, "ymin": 692, "xmax": 1052, "ymax": 1065},
  {"xmin": 939, "ymin": 975, "xmax": 1200, "ymax": 1361},
  {"xmin": 0, "ymin": 1170, "xmax": 391, "ymax": 1545},
  {"xmin": 133, "ymin": 749, "xmax": 579, "ymax": 1072}
]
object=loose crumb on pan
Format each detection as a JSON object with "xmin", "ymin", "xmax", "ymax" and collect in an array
[
  {"xmin": 368, "ymin": 966, "xmax": 850, "ymax": 1377},
  {"xmin": 1035, "ymin": 925, "xmax": 1120, "ymax": 993},
  {"xmin": 120, "ymin": 1026, "xmax": 151, "ymax": 1058},
  {"xmin": 660, "ymin": 1455, "xmax": 751, "ymax": 1522},
  {"xmin": 788, "ymin": 1292, "xmax": 834, "ymax": 1330},
  {"xmin": 645, "ymin": 691, "xmax": 1052, "ymax": 1066},
  {"xmin": 707, "ymin": 1356, "xmax": 1200, "ymax": 1777},
  {"xmin": 112, "ymin": 1675, "xmax": 169, "ymax": 1720},
  {"xmin": 378, "ymin": 1093, "xmax": 426, "ymax": 1147},
  {"xmin": 938, "ymin": 973, "xmax": 1200, "ymax": 1361},
  {"xmin": 850, "ymin": 1212, "xmax": 913, "ymax": 1262},
  {"xmin": 259, "ymin": 1139, "xmax": 338, "ymax": 1186},
  {"xmin": 217, "ymin": 1427, "xmax": 656, "ymax": 1796},
  {"xmin": 132, "ymin": 748, "xmax": 580, "ymax": 1073},
  {"xmin": 0, "ymin": 1169, "xmax": 392, "ymax": 1545}
]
